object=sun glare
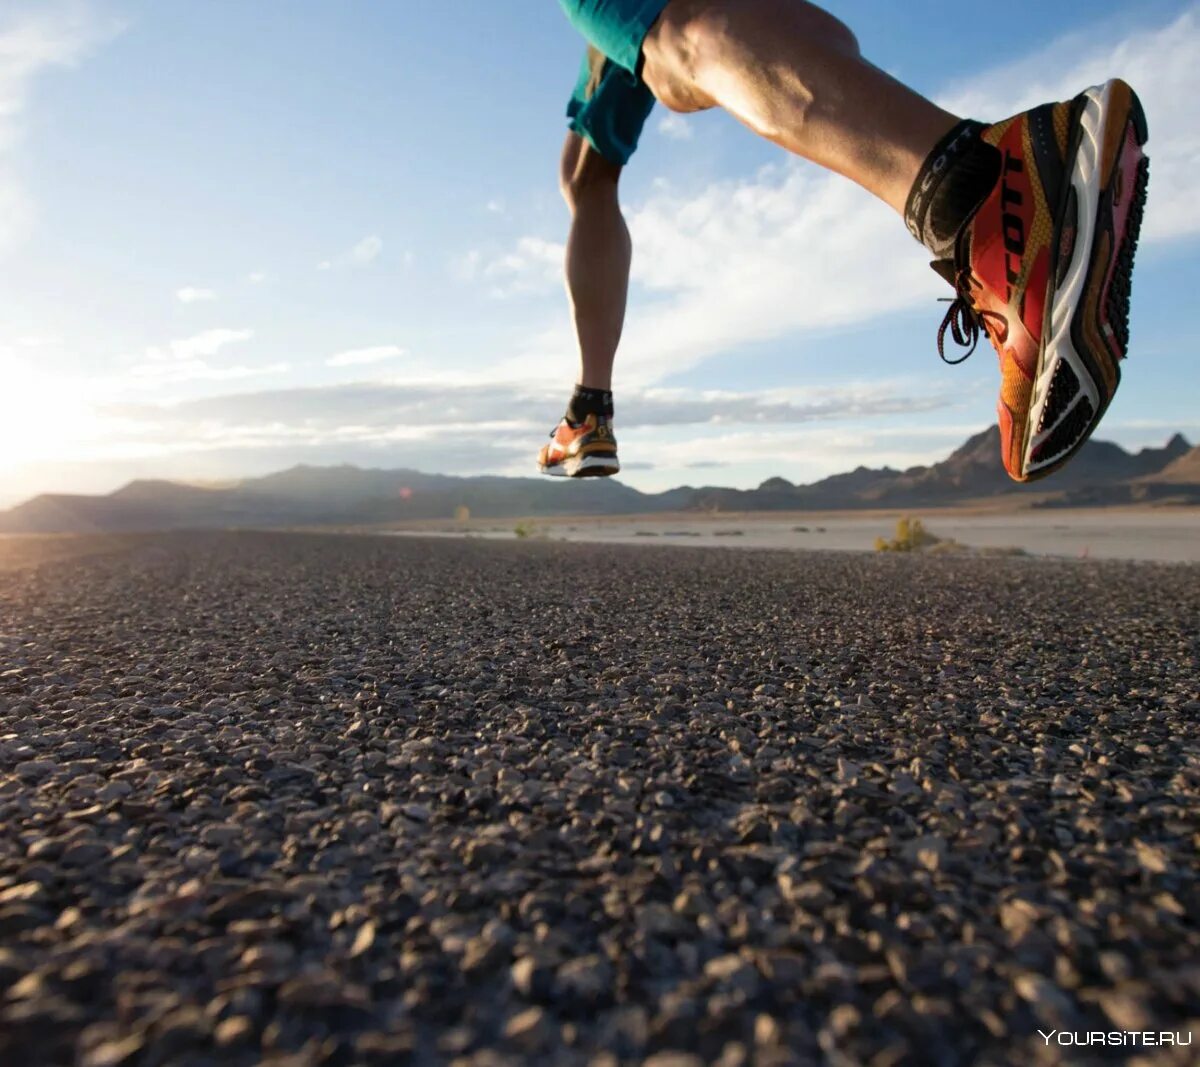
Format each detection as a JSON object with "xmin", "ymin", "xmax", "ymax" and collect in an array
[{"xmin": 0, "ymin": 353, "xmax": 101, "ymax": 471}]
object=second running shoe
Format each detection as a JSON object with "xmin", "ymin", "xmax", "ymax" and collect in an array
[
  {"xmin": 538, "ymin": 414, "xmax": 621, "ymax": 478},
  {"xmin": 939, "ymin": 79, "xmax": 1149, "ymax": 482}
]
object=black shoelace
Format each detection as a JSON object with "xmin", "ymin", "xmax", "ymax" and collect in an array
[
  {"xmin": 937, "ymin": 267, "xmax": 1008, "ymax": 366},
  {"xmin": 937, "ymin": 267, "xmax": 984, "ymax": 366}
]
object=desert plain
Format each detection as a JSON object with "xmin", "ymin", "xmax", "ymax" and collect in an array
[{"xmin": 383, "ymin": 506, "xmax": 1200, "ymax": 564}]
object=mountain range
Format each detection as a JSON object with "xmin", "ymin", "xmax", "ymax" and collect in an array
[{"xmin": 1, "ymin": 427, "xmax": 1196, "ymax": 534}]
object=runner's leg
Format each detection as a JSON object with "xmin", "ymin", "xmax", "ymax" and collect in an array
[{"xmin": 560, "ymin": 132, "xmax": 630, "ymax": 393}]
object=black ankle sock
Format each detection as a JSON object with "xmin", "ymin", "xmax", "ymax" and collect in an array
[
  {"xmin": 904, "ymin": 120, "xmax": 1002, "ymax": 261},
  {"xmin": 566, "ymin": 384, "xmax": 613, "ymax": 425}
]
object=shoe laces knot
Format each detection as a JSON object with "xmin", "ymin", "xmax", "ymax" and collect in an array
[{"xmin": 937, "ymin": 268, "xmax": 985, "ymax": 365}]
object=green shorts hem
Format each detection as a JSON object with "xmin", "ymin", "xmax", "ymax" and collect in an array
[
  {"xmin": 566, "ymin": 53, "xmax": 657, "ymax": 165},
  {"xmin": 558, "ymin": 0, "xmax": 670, "ymax": 75},
  {"xmin": 560, "ymin": 0, "xmax": 669, "ymax": 164}
]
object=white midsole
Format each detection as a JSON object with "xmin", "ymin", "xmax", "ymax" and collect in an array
[
  {"xmin": 1025, "ymin": 81, "xmax": 1115, "ymax": 474},
  {"xmin": 539, "ymin": 453, "xmax": 620, "ymax": 478}
]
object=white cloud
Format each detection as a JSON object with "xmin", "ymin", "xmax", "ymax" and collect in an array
[
  {"xmin": 622, "ymin": 382, "xmax": 957, "ymax": 427},
  {"xmin": 657, "ymin": 113, "xmax": 694, "ymax": 141},
  {"xmin": 618, "ymin": 165, "xmax": 935, "ymax": 385},
  {"xmin": 246, "ymin": 272, "xmax": 266, "ymax": 284},
  {"xmin": 176, "ymin": 286, "xmax": 216, "ymax": 304},
  {"xmin": 0, "ymin": 3, "xmax": 118, "ymax": 254},
  {"xmin": 127, "ymin": 328, "xmax": 268, "ymax": 386},
  {"xmin": 456, "ymin": 237, "xmax": 566, "ymax": 297},
  {"xmin": 351, "ymin": 235, "xmax": 382, "ymax": 264},
  {"xmin": 144, "ymin": 328, "xmax": 254, "ymax": 363},
  {"xmin": 319, "ymin": 234, "xmax": 383, "ymax": 271},
  {"xmin": 103, "ymin": 376, "xmax": 950, "ymax": 443},
  {"xmin": 130, "ymin": 360, "xmax": 289, "ymax": 386},
  {"xmin": 481, "ymin": 236, "xmax": 564, "ymax": 297},
  {"xmin": 326, "ymin": 345, "xmax": 407, "ymax": 368}
]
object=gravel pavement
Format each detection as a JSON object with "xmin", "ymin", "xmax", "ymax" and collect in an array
[{"xmin": 0, "ymin": 532, "xmax": 1197, "ymax": 1066}]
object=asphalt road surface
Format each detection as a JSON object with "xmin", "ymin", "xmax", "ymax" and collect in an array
[{"xmin": 1, "ymin": 533, "xmax": 1197, "ymax": 1065}]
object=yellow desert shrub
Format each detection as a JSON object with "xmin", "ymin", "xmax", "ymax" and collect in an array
[{"xmin": 875, "ymin": 516, "xmax": 942, "ymax": 553}]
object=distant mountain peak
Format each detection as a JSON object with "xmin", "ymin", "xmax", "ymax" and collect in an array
[
  {"xmin": 111, "ymin": 479, "xmax": 205, "ymax": 499},
  {"xmin": 1144, "ymin": 443, "xmax": 1200, "ymax": 485},
  {"xmin": 946, "ymin": 425, "xmax": 1001, "ymax": 464}
]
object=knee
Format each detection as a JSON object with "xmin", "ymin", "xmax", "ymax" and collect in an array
[
  {"xmin": 559, "ymin": 143, "xmax": 622, "ymax": 213},
  {"xmin": 776, "ymin": 0, "xmax": 861, "ymax": 56},
  {"xmin": 641, "ymin": 2, "xmax": 726, "ymax": 111},
  {"xmin": 815, "ymin": 8, "xmax": 859, "ymax": 56}
]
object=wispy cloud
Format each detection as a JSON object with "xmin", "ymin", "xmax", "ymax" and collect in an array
[
  {"xmin": 622, "ymin": 383, "xmax": 957, "ymax": 427},
  {"xmin": 318, "ymin": 234, "xmax": 383, "ymax": 271},
  {"xmin": 479, "ymin": 236, "xmax": 564, "ymax": 298},
  {"xmin": 129, "ymin": 328, "xmax": 273, "ymax": 386},
  {"xmin": 246, "ymin": 271, "xmax": 267, "ymax": 284},
  {"xmin": 352, "ymin": 235, "xmax": 383, "ymax": 264},
  {"xmin": 618, "ymin": 165, "xmax": 934, "ymax": 385},
  {"xmin": 130, "ymin": 361, "xmax": 290, "ymax": 386},
  {"xmin": 176, "ymin": 286, "xmax": 216, "ymax": 304},
  {"xmin": 145, "ymin": 328, "xmax": 254, "ymax": 363},
  {"xmin": 657, "ymin": 113, "xmax": 693, "ymax": 141},
  {"xmin": 103, "ymin": 376, "xmax": 951, "ymax": 443},
  {"xmin": 0, "ymin": 3, "xmax": 119, "ymax": 254},
  {"xmin": 325, "ymin": 345, "xmax": 407, "ymax": 368}
]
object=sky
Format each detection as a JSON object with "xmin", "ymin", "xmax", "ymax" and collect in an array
[{"xmin": 1, "ymin": 0, "xmax": 1198, "ymax": 506}]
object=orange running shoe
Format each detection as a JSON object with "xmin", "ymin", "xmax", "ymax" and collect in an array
[
  {"xmin": 537, "ymin": 414, "xmax": 620, "ymax": 478},
  {"xmin": 939, "ymin": 79, "xmax": 1149, "ymax": 482}
]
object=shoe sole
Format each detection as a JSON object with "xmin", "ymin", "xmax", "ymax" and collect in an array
[
  {"xmin": 539, "ymin": 454, "xmax": 621, "ymax": 479},
  {"xmin": 1024, "ymin": 78, "xmax": 1149, "ymax": 479}
]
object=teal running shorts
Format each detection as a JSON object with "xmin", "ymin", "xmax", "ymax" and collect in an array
[{"xmin": 560, "ymin": 0, "xmax": 671, "ymax": 164}]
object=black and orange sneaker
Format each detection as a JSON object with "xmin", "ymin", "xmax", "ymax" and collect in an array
[
  {"xmin": 537, "ymin": 414, "xmax": 620, "ymax": 478},
  {"xmin": 939, "ymin": 79, "xmax": 1149, "ymax": 482}
]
